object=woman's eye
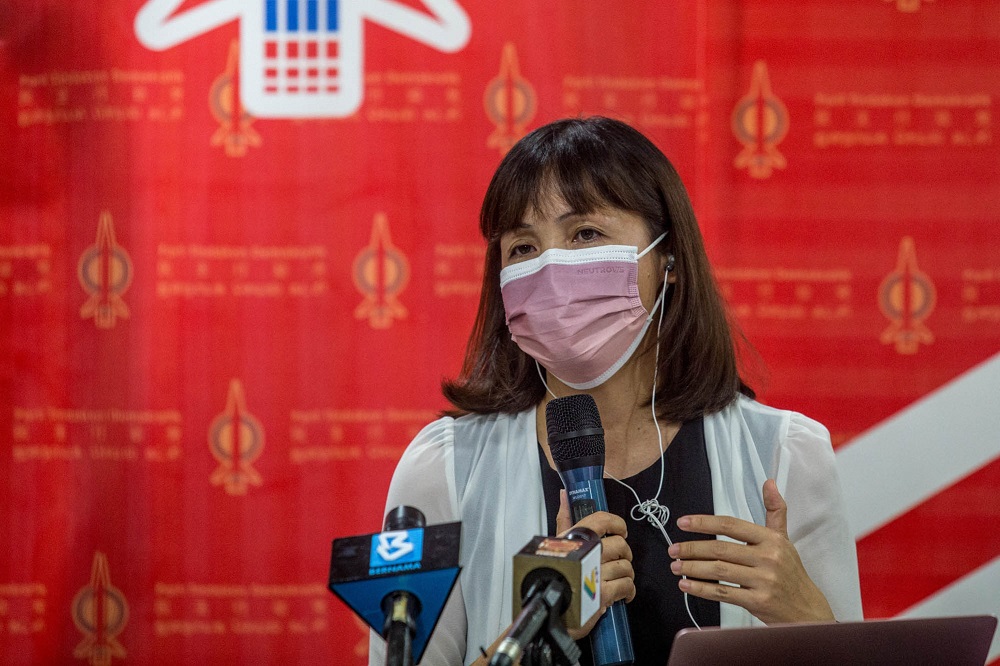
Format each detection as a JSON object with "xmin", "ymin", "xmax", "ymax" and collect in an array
[
  {"xmin": 509, "ymin": 243, "xmax": 534, "ymax": 258},
  {"xmin": 575, "ymin": 228, "xmax": 601, "ymax": 242}
]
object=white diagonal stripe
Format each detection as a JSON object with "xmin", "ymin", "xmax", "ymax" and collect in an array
[
  {"xmin": 836, "ymin": 352, "xmax": 1000, "ymax": 540},
  {"xmin": 900, "ymin": 555, "xmax": 1000, "ymax": 663}
]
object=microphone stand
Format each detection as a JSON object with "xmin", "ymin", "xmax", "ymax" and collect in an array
[
  {"xmin": 381, "ymin": 506, "xmax": 425, "ymax": 666},
  {"xmin": 383, "ymin": 591, "xmax": 420, "ymax": 666}
]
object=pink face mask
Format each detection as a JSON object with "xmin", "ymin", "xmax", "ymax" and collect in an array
[{"xmin": 499, "ymin": 233, "xmax": 667, "ymax": 390}]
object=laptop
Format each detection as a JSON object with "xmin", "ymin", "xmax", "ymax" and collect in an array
[{"xmin": 666, "ymin": 615, "xmax": 997, "ymax": 666}]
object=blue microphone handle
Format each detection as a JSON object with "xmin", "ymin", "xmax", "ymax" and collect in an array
[
  {"xmin": 560, "ymin": 471, "xmax": 635, "ymax": 666},
  {"xmin": 591, "ymin": 601, "xmax": 633, "ymax": 666}
]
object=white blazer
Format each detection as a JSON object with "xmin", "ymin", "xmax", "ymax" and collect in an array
[{"xmin": 370, "ymin": 395, "xmax": 863, "ymax": 665}]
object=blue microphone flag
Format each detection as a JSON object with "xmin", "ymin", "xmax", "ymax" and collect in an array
[{"xmin": 328, "ymin": 521, "xmax": 461, "ymax": 663}]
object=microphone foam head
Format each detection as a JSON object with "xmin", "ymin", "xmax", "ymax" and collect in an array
[
  {"xmin": 383, "ymin": 505, "xmax": 426, "ymax": 531},
  {"xmin": 546, "ymin": 394, "xmax": 605, "ymax": 462}
]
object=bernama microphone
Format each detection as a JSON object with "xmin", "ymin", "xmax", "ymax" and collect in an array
[
  {"xmin": 547, "ymin": 394, "xmax": 635, "ymax": 666},
  {"xmin": 489, "ymin": 527, "xmax": 602, "ymax": 666},
  {"xmin": 328, "ymin": 506, "xmax": 461, "ymax": 666}
]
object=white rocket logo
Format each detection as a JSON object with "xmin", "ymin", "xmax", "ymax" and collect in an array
[{"xmin": 135, "ymin": 0, "xmax": 471, "ymax": 118}]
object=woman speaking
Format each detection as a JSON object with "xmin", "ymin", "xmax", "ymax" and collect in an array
[{"xmin": 370, "ymin": 116, "xmax": 863, "ymax": 665}]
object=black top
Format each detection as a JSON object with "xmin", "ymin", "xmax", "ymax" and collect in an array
[{"xmin": 538, "ymin": 418, "xmax": 720, "ymax": 664}]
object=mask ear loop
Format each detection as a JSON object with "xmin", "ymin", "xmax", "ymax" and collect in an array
[
  {"xmin": 637, "ymin": 232, "xmax": 668, "ymax": 260},
  {"xmin": 605, "ymin": 263, "xmax": 702, "ymax": 631}
]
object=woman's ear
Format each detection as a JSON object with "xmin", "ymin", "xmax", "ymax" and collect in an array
[{"xmin": 664, "ymin": 254, "xmax": 677, "ymax": 283}]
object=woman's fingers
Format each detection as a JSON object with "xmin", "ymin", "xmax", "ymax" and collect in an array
[
  {"xmin": 669, "ymin": 558, "xmax": 757, "ymax": 588},
  {"xmin": 600, "ymin": 534, "xmax": 632, "ymax": 563},
  {"xmin": 565, "ymin": 530, "xmax": 635, "ymax": 641},
  {"xmin": 555, "ymin": 490, "xmax": 572, "ymax": 535},
  {"xmin": 667, "ymin": 480, "xmax": 836, "ymax": 625},
  {"xmin": 554, "ymin": 509, "xmax": 634, "ymax": 610},
  {"xmin": 676, "ymin": 577, "xmax": 756, "ymax": 608},
  {"xmin": 559, "ymin": 510, "xmax": 628, "ymax": 540},
  {"xmin": 668, "ymin": 537, "xmax": 760, "ymax": 568},
  {"xmin": 598, "ymin": 533, "xmax": 634, "ymax": 605},
  {"xmin": 676, "ymin": 513, "xmax": 769, "ymax": 544},
  {"xmin": 600, "ymin": 559, "xmax": 636, "ymax": 604}
]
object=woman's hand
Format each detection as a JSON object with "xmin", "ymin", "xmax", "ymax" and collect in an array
[
  {"xmin": 471, "ymin": 492, "xmax": 634, "ymax": 664},
  {"xmin": 667, "ymin": 479, "xmax": 834, "ymax": 625},
  {"xmin": 555, "ymin": 490, "xmax": 635, "ymax": 639}
]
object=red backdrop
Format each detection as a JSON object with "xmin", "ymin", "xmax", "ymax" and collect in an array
[{"xmin": 2, "ymin": 0, "xmax": 998, "ymax": 663}]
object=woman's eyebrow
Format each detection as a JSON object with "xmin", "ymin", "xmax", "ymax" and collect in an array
[
  {"xmin": 559, "ymin": 209, "xmax": 617, "ymax": 225},
  {"xmin": 510, "ymin": 207, "xmax": 593, "ymax": 231}
]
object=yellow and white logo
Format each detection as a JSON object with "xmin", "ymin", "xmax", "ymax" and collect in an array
[{"xmin": 584, "ymin": 567, "xmax": 598, "ymax": 600}]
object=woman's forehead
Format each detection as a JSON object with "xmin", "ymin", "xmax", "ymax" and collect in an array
[
  {"xmin": 525, "ymin": 185, "xmax": 572, "ymax": 220},
  {"xmin": 527, "ymin": 176, "xmax": 615, "ymax": 219},
  {"xmin": 488, "ymin": 167, "xmax": 642, "ymax": 241}
]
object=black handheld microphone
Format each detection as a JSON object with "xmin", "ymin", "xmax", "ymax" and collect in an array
[
  {"xmin": 328, "ymin": 506, "xmax": 461, "ymax": 666},
  {"xmin": 547, "ymin": 394, "xmax": 635, "ymax": 666},
  {"xmin": 489, "ymin": 527, "xmax": 601, "ymax": 666}
]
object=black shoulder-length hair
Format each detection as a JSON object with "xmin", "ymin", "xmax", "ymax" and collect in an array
[{"xmin": 443, "ymin": 116, "xmax": 754, "ymax": 421}]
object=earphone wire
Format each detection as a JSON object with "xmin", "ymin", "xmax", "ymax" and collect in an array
[
  {"xmin": 538, "ymin": 261, "xmax": 701, "ymax": 630},
  {"xmin": 537, "ymin": 361, "xmax": 558, "ymax": 400},
  {"xmin": 604, "ymin": 266, "xmax": 702, "ymax": 630}
]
